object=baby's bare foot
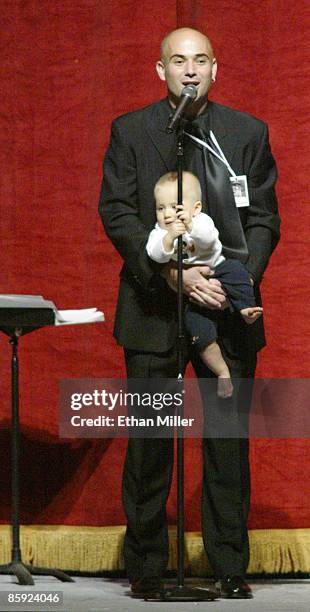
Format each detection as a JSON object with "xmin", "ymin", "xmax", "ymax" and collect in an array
[
  {"xmin": 217, "ymin": 376, "xmax": 233, "ymax": 399},
  {"xmin": 241, "ymin": 306, "xmax": 263, "ymax": 325}
]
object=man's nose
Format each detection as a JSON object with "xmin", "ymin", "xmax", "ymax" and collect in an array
[{"xmin": 184, "ymin": 59, "xmax": 196, "ymax": 75}]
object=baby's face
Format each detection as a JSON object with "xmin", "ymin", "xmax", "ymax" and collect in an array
[{"xmin": 155, "ymin": 181, "xmax": 199, "ymax": 230}]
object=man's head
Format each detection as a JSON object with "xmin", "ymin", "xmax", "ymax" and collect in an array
[
  {"xmin": 156, "ymin": 27, "xmax": 217, "ymax": 115},
  {"xmin": 154, "ymin": 171, "xmax": 202, "ymax": 230}
]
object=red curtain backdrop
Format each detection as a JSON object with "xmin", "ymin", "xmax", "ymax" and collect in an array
[{"xmin": 0, "ymin": 0, "xmax": 309, "ymax": 530}]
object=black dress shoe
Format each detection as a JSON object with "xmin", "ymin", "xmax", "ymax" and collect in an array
[
  {"xmin": 130, "ymin": 577, "xmax": 164, "ymax": 599},
  {"xmin": 220, "ymin": 575, "xmax": 253, "ymax": 599}
]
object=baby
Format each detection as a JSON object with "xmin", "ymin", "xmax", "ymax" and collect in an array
[{"xmin": 146, "ymin": 171, "xmax": 262, "ymax": 398}]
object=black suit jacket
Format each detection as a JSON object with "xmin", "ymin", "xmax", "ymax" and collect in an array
[{"xmin": 99, "ymin": 99, "xmax": 280, "ymax": 353}]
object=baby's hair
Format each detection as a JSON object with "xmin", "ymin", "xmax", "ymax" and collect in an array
[{"xmin": 154, "ymin": 171, "xmax": 202, "ymax": 200}]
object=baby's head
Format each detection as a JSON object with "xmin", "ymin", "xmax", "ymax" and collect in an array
[{"xmin": 154, "ymin": 171, "xmax": 202, "ymax": 230}]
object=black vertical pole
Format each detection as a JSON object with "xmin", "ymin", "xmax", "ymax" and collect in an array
[
  {"xmin": 10, "ymin": 333, "xmax": 22, "ymax": 564},
  {"xmin": 153, "ymin": 109, "xmax": 218, "ymax": 602},
  {"xmin": 0, "ymin": 321, "xmax": 73, "ymax": 585},
  {"xmin": 176, "ymin": 124, "xmax": 185, "ymax": 587}
]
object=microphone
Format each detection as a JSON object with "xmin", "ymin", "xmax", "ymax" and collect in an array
[{"xmin": 166, "ymin": 85, "xmax": 198, "ymax": 134}]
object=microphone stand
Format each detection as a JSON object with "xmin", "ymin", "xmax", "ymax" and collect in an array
[{"xmin": 147, "ymin": 120, "xmax": 217, "ymax": 602}]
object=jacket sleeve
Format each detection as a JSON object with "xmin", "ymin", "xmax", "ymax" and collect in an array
[
  {"xmin": 244, "ymin": 122, "xmax": 281, "ymax": 283},
  {"xmin": 98, "ymin": 119, "xmax": 161, "ymax": 290}
]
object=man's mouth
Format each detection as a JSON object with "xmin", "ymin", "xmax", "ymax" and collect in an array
[{"xmin": 182, "ymin": 81, "xmax": 199, "ymax": 88}]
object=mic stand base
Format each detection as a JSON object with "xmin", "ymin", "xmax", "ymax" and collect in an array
[{"xmin": 145, "ymin": 584, "xmax": 218, "ymax": 602}]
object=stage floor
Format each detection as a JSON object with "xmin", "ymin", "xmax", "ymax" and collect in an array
[{"xmin": 0, "ymin": 575, "xmax": 309, "ymax": 611}]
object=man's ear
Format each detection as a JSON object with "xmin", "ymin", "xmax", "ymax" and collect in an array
[
  {"xmin": 193, "ymin": 200, "xmax": 202, "ymax": 216},
  {"xmin": 211, "ymin": 58, "xmax": 218, "ymax": 82},
  {"xmin": 156, "ymin": 60, "xmax": 166, "ymax": 82}
]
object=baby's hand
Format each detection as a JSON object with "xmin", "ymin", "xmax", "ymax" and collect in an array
[
  {"xmin": 168, "ymin": 219, "xmax": 186, "ymax": 239},
  {"xmin": 177, "ymin": 206, "xmax": 192, "ymax": 232},
  {"xmin": 162, "ymin": 219, "xmax": 186, "ymax": 253}
]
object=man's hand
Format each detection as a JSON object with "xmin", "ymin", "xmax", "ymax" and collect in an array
[
  {"xmin": 183, "ymin": 266, "xmax": 227, "ymax": 309},
  {"xmin": 161, "ymin": 264, "xmax": 227, "ymax": 310}
]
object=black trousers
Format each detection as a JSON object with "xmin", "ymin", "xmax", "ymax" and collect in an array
[
  {"xmin": 185, "ymin": 258, "xmax": 256, "ymax": 350},
  {"xmin": 122, "ymin": 312, "xmax": 257, "ymax": 582}
]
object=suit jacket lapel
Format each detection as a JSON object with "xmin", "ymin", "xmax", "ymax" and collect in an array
[
  {"xmin": 197, "ymin": 102, "xmax": 249, "ymax": 262},
  {"xmin": 144, "ymin": 99, "xmax": 238, "ymax": 170},
  {"xmin": 145, "ymin": 99, "xmax": 178, "ymax": 170},
  {"xmin": 205, "ymin": 101, "xmax": 237, "ymax": 166}
]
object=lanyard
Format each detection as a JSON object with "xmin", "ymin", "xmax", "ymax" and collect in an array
[{"xmin": 185, "ymin": 129, "xmax": 237, "ymax": 179}]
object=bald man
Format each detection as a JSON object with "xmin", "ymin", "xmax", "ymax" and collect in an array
[
  {"xmin": 99, "ymin": 27, "xmax": 280, "ymax": 599},
  {"xmin": 157, "ymin": 28, "xmax": 217, "ymax": 118}
]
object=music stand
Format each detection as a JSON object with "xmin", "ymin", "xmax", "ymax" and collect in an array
[{"xmin": 0, "ymin": 295, "xmax": 77, "ymax": 585}]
